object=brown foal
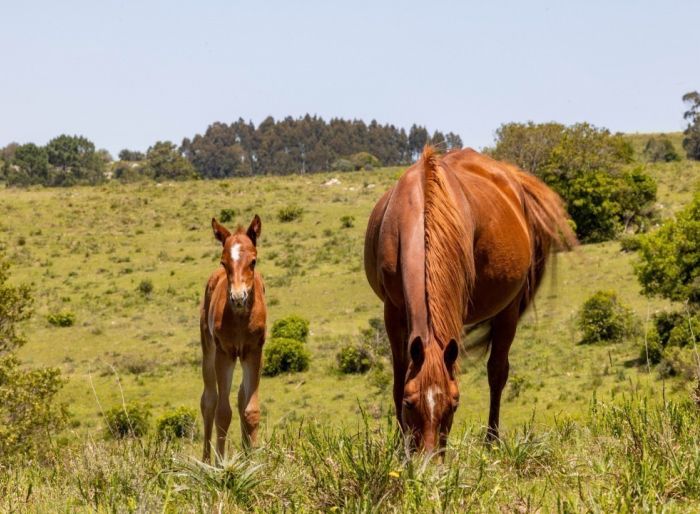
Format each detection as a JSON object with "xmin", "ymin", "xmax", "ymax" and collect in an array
[{"xmin": 200, "ymin": 215, "xmax": 266, "ymax": 463}]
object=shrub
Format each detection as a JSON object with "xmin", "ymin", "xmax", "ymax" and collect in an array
[
  {"xmin": 262, "ymin": 338, "xmax": 310, "ymax": 376},
  {"xmin": 635, "ymin": 191, "xmax": 700, "ymax": 305},
  {"xmin": 104, "ymin": 402, "xmax": 151, "ymax": 439},
  {"xmin": 331, "ymin": 158, "xmax": 354, "ymax": 172},
  {"xmin": 667, "ymin": 315, "xmax": 700, "ymax": 348},
  {"xmin": 219, "ymin": 208, "xmax": 237, "ymax": 223},
  {"xmin": 277, "ymin": 205, "xmax": 304, "ymax": 223},
  {"xmin": 619, "ymin": 235, "xmax": 642, "ymax": 252},
  {"xmin": 577, "ymin": 290, "xmax": 637, "ymax": 344},
  {"xmin": 643, "ymin": 136, "xmax": 680, "ymax": 162},
  {"xmin": 157, "ymin": 406, "xmax": 197, "ymax": 439},
  {"xmin": 336, "ymin": 343, "xmax": 372, "ymax": 374},
  {"xmin": 640, "ymin": 329, "xmax": 664, "ymax": 365},
  {"xmin": 340, "ymin": 215, "xmax": 355, "ymax": 229},
  {"xmin": 350, "ymin": 152, "xmax": 381, "ymax": 171},
  {"xmin": 271, "ymin": 315, "xmax": 310, "ymax": 342},
  {"xmin": 47, "ymin": 311, "xmax": 76, "ymax": 327},
  {"xmin": 137, "ymin": 279, "xmax": 154, "ymax": 297}
]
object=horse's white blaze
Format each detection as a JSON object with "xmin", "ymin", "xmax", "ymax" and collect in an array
[
  {"xmin": 231, "ymin": 243, "xmax": 241, "ymax": 262},
  {"xmin": 426, "ymin": 386, "xmax": 442, "ymax": 422}
]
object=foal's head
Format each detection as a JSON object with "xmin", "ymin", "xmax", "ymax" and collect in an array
[
  {"xmin": 402, "ymin": 336, "xmax": 460, "ymax": 452},
  {"xmin": 211, "ymin": 215, "xmax": 262, "ymax": 310}
]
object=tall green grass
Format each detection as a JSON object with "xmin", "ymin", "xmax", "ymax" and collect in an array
[{"xmin": 3, "ymin": 397, "xmax": 700, "ymax": 512}]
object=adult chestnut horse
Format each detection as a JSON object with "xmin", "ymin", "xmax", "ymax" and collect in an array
[
  {"xmin": 200, "ymin": 215, "xmax": 266, "ymax": 463},
  {"xmin": 364, "ymin": 147, "xmax": 576, "ymax": 451}
]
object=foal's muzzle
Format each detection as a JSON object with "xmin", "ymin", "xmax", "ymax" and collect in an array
[{"xmin": 229, "ymin": 288, "xmax": 250, "ymax": 309}]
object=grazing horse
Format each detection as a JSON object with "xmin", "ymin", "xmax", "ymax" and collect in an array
[
  {"xmin": 364, "ymin": 147, "xmax": 576, "ymax": 451},
  {"xmin": 200, "ymin": 215, "xmax": 266, "ymax": 463}
]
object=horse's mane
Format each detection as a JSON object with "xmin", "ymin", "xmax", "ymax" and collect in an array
[{"xmin": 422, "ymin": 146, "xmax": 475, "ymax": 348}]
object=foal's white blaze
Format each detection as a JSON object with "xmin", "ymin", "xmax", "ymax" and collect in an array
[{"xmin": 231, "ymin": 243, "xmax": 241, "ymax": 262}]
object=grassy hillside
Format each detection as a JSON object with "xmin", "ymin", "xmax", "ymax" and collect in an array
[{"xmin": 1, "ymin": 138, "xmax": 699, "ymax": 511}]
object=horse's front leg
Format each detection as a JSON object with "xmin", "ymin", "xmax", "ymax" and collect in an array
[
  {"xmin": 384, "ymin": 302, "xmax": 407, "ymax": 428},
  {"xmin": 214, "ymin": 347, "xmax": 236, "ymax": 464},
  {"xmin": 486, "ymin": 301, "xmax": 519, "ymax": 442},
  {"xmin": 238, "ymin": 343, "xmax": 263, "ymax": 448}
]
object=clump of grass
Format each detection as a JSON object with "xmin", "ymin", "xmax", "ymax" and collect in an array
[
  {"xmin": 277, "ymin": 205, "xmax": 303, "ymax": 223},
  {"xmin": 137, "ymin": 279, "xmax": 154, "ymax": 297},
  {"xmin": 47, "ymin": 311, "xmax": 76, "ymax": 327},
  {"xmin": 103, "ymin": 402, "xmax": 151, "ymax": 439},
  {"xmin": 156, "ymin": 406, "xmax": 197, "ymax": 440}
]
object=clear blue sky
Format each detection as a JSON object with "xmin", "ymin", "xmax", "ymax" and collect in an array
[{"xmin": 1, "ymin": 0, "xmax": 698, "ymax": 156}]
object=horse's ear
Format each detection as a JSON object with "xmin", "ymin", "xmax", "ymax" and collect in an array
[
  {"xmin": 212, "ymin": 218, "xmax": 231, "ymax": 245},
  {"xmin": 247, "ymin": 214, "xmax": 261, "ymax": 246},
  {"xmin": 444, "ymin": 339, "xmax": 459, "ymax": 372},
  {"xmin": 409, "ymin": 336, "xmax": 424, "ymax": 366}
]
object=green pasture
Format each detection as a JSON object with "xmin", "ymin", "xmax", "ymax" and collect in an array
[{"xmin": 0, "ymin": 138, "xmax": 698, "ymax": 442}]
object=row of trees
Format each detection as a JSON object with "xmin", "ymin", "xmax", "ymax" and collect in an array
[
  {"xmin": 1, "ymin": 135, "xmax": 109, "ymax": 187},
  {"xmin": 180, "ymin": 116, "xmax": 462, "ymax": 178}
]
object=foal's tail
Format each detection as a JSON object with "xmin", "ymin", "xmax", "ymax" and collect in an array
[
  {"xmin": 422, "ymin": 146, "xmax": 475, "ymax": 347},
  {"xmin": 514, "ymin": 171, "xmax": 578, "ymax": 312}
]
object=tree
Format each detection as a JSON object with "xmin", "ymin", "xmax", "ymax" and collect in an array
[
  {"xmin": 45, "ymin": 134, "xmax": 105, "ymax": 186},
  {"xmin": 445, "ymin": 132, "xmax": 463, "ymax": 150},
  {"xmin": 643, "ymin": 136, "xmax": 680, "ymax": 162},
  {"xmin": 4, "ymin": 143, "xmax": 50, "ymax": 186},
  {"xmin": 489, "ymin": 121, "xmax": 651, "ymax": 242},
  {"xmin": 635, "ymin": 191, "xmax": 700, "ymax": 305},
  {"xmin": 144, "ymin": 141, "xmax": 199, "ymax": 181},
  {"xmin": 682, "ymin": 91, "xmax": 700, "ymax": 160},
  {"xmin": 118, "ymin": 149, "xmax": 145, "ymax": 161},
  {"xmin": 0, "ymin": 255, "xmax": 67, "ymax": 459}
]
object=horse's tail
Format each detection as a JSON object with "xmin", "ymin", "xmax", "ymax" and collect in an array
[
  {"xmin": 422, "ymin": 146, "xmax": 475, "ymax": 347},
  {"xmin": 514, "ymin": 171, "xmax": 578, "ymax": 312}
]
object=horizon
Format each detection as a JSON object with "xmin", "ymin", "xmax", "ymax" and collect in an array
[{"xmin": 2, "ymin": 0, "xmax": 699, "ymax": 156}]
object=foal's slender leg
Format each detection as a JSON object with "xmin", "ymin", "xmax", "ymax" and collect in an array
[
  {"xmin": 238, "ymin": 344, "xmax": 263, "ymax": 449},
  {"xmin": 200, "ymin": 328, "xmax": 217, "ymax": 463},
  {"xmin": 486, "ymin": 301, "xmax": 520, "ymax": 442},
  {"xmin": 384, "ymin": 302, "xmax": 407, "ymax": 427},
  {"xmin": 214, "ymin": 346, "xmax": 236, "ymax": 463}
]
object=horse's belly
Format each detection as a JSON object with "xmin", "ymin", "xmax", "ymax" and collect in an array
[{"xmin": 465, "ymin": 227, "xmax": 531, "ymax": 323}]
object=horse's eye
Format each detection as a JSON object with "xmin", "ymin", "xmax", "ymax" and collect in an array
[
  {"xmin": 251, "ymin": 259, "xmax": 256, "ymax": 269},
  {"xmin": 403, "ymin": 400, "xmax": 414, "ymax": 410}
]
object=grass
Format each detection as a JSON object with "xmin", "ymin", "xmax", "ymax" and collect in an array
[{"xmin": 0, "ymin": 134, "xmax": 699, "ymax": 510}]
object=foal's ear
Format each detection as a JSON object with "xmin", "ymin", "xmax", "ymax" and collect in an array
[
  {"xmin": 444, "ymin": 339, "xmax": 459, "ymax": 372},
  {"xmin": 211, "ymin": 218, "xmax": 231, "ymax": 245},
  {"xmin": 409, "ymin": 336, "xmax": 424, "ymax": 366},
  {"xmin": 247, "ymin": 214, "xmax": 262, "ymax": 246}
]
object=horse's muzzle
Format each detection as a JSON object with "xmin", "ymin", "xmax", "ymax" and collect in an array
[{"xmin": 229, "ymin": 289, "xmax": 250, "ymax": 309}]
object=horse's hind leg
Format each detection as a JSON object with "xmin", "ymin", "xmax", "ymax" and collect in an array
[
  {"xmin": 238, "ymin": 344, "xmax": 263, "ymax": 448},
  {"xmin": 486, "ymin": 300, "xmax": 520, "ymax": 442},
  {"xmin": 200, "ymin": 327, "xmax": 217, "ymax": 463},
  {"xmin": 214, "ymin": 346, "xmax": 236, "ymax": 463}
]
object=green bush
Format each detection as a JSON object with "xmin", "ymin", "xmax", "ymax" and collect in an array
[
  {"xmin": 157, "ymin": 406, "xmax": 197, "ymax": 439},
  {"xmin": 262, "ymin": 338, "xmax": 310, "ymax": 376},
  {"xmin": 137, "ymin": 279, "xmax": 154, "ymax": 297},
  {"xmin": 640, "ymin": 329, "xmax": 664, "ymax": 365},
  {"xmin": 667, "ymin": 315, "xmax": 700, "ymax": 348},
  {"xmin": 577, "ymin": 290, "xmax": 637, "ymax": 344},
  {"xmin": 336, "ymin": 343, "xmax": 372, "ymax": 374},
  {"xmin": 643, "ymin": 136, "xmax": 680, "ymax": 162},
  {"xmin": 331, "ymin": 158, "xmax": 354, "ymax": 172},
  {"xmin": 619, "ymin": 235, "xmax": 642, "ymax": 252},
  {"xmin": 639, "ymin": 311, "xmax": 699, "ymax": 367},
  {"xmin": 271, "ymin": 315, "xmax": 309, "ymax": 342},
  {"xmin": 635, "ymin": 191, "xmax": 700, "ymax": 305},
  {"xmin": 47, "ymin": 311, "xmax": 76, "ymax": 327},
  {"xmin": 104, "ymin": 402, "xmax": 151, "ymax": 439},
  {"xmin": 350, "ymin": 152, "xmax": 381, "ymax": 171},
  {"xmin": 277, "ymin": 205, "xmax": 304, "ymax": 223}
]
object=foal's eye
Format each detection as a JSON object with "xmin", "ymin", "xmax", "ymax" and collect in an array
[
  {"xmin": 403, "ymin": 400, "xmax": 415, "ymax": 410},
  {"xmin": 251, "ymin": 259, "xmax": 256, "ymax": 269}
]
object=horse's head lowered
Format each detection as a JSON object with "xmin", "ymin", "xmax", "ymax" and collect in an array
[
  {"xmin": 402, "ymin": 336, "xmax": 460, "ymax": 452},
  {"xmin": 211, "ymin": 215, "xmax": 261, "ymax": 310}
]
